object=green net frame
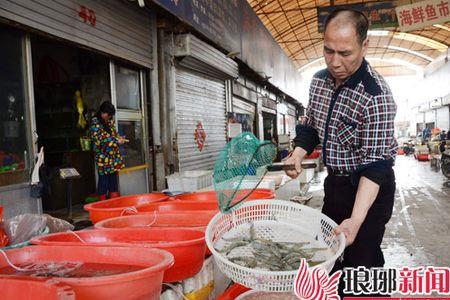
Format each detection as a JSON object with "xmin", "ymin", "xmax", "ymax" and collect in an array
[{"xmin": 213, "ymin": 132, "xmax": 277, "ymax": 213}]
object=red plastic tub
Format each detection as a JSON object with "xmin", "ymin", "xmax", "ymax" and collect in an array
[
  {"xmin": 0, "ymin": 245, "xmax": 173, "ymax": 300},
  {"xmin": 31, "ymin": 228, "xmax": 206, "ymax": 282},
  {"xmin": 304, "ymin": 150, "xmax": 320, "ymax": 159},
  {"xmin": 217, "ymin": 283, "xmax": 250, "ymax": 300},
  {"xmin": 84, "ymin": 193, "xmax": 169, "ymax": 224},
  {"xmin": 138, "ymin": 201, "xmax": 218, "ymax": 213},
  {"xmin": 173, "ymin": 188, "xmax": 275, "ymax": 203},
  {"xmin": 0, "ymin": 277, "xmax": 75, "ymax": 300},
  {"xmin": 418, "ymin": 154, "xmax": 429, "ymax": 161},
  {"xmin": 94, "ymin": 212, "xmax": 216, "ymax": 231}
]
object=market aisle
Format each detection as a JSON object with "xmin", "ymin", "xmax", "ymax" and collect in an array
[{"xmin": 383, "ymin": 155, "xmax": 450, "ymax": 268}]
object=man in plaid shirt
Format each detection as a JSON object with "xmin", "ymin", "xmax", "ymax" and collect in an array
[{"xmin": 286, "ymin": 9, "xmax": 397, "ymax": 297}]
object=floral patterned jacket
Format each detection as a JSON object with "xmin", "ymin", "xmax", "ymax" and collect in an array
[{"xmin": 89, "ymin": 117, "xmax": 124, "ymax": 175}]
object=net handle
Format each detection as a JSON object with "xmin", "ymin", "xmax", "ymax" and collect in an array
[{"xmin": 267, "ymin": 162, "xmax": 317, "ymax": 171}]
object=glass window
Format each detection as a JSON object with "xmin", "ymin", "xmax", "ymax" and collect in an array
[
  {"xmin": 0, "ymin": 26, "xmax": 28, "ymax": 186},
  {"xmin": 115, "ymin": 65, "xmax": 140, "ymax": 110},
  {"xmin": 277, "ymin": 113, "xmax": 286, "ymax": 135},
  {"xmin": 287, "ymin": 115, "xmax": 297, "ymax": 138},
  {"xmin": 117, "ymin": 120, "xmax": 144, "ymax": 167}
]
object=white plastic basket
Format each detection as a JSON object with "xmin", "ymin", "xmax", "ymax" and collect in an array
[
  {"xmin": 236, "ymin": 290, "xmax": 298, "ymax": 299},
  {"xmin": 166, "ymin": 170, "xmax": 212, "ymax": 192},
  {"xmin": 205, "ymin": 200, "xmax": 345, "ymax": 292}
]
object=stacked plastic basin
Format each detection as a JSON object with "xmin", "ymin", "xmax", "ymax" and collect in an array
[
  {"xmin": 0, "ymin": 277, "xmax": 76, "ymax": 300},
  {"xmin": 87, "ymin": 189, "xmax": 274, "ymax": 226},
  {"xmin": 91, "ymin": 189, "xmax": 274, "ymax": 258},
  {"xmin": 84, "ymin": 193, "xmax": 169, "ymax": 224},
  {"xmin": 0, "ymin": 245, "xmax": 174, "ymax": 300},
  {"xmin": 31, "ymin": 228, "xmax": 206, "ymax": 283},
  {"xmin": 94, "ymin": 189, "xmax": 275, "ymax": 230}
]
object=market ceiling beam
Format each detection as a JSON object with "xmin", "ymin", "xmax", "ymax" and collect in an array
[
  {"xmin": 272, "ymin": 15, "xmax": 317, "ymax": 40},
  {"xmin": 292, "ymin": 44, "xmax": 435, "ymax": 66},
  {"xmin": 254, "ymin": 0, "xmax": 384, "ymax": 14},
  {"xmin": 288, "ymin": 34, "xmax": 446, "ymax": 67},
  {"xmin": 248, "ymin": 0, "xmax": 450, "ymax": 76},
  {"xmin": 298, "ymin": 56, "xmax": 423, "ymax": 76}
]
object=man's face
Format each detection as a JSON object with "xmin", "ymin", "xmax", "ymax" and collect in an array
[{"xmin": 323, "ymin": 21, "xmax": 368, "ymax": 83}]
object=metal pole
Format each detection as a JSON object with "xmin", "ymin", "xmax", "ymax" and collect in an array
[
  {"xmin": 24, "ymin": 34, "xmax": 37, "ymax": 165},
  {"xmin": 149, "ymin": 13, "xmax": 164, "ymax": 191},
  {"xmin": 158, "ymin": 29, "xmax": 176, "ymax": 175},
  {"xmin": 157, "ymin": 28, "xmax": 170, "ymax": 178},
  {"xmin": 67, "ymin": 179, "xmax": 72, "ymax": 219}
]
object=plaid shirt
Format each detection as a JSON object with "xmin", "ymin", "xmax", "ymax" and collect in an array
[{"xmin": 295, "ymin": 59, "xmax": 397, "ymax": 177}]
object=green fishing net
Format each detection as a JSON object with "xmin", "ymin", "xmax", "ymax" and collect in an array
[{"xmin": 213, "ymin": 132, "xmax": 277, "ymax": 213}]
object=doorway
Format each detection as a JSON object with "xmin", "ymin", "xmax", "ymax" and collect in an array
[{"xmin": 31, "ymin": 35, "xmax": 110, "ymax": 210}]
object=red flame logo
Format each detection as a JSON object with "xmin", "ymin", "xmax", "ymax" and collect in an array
[{"xmin": 294, "ymin": 259, "xmax": 342, "ymax": 300}]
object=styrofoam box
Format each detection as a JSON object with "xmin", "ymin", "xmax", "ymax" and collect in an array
[
  {"xmin": 166, "ymin": 170, "xmax": 212, "ymax": 192},
  {"xmin": 238, "ymin": 177, "xmax": 276, "ymax": 191}
]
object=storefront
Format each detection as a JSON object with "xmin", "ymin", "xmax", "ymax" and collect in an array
[
  {"xmin": 0, "ymin": 0, "xmax": 156, "ymax": 216},
  {"xmin": 172, "ymin": 34, "xmax": 238, "ymax": 171},
  {"xmin": 277, "ymin": 101, "xmax": 298, "ymax": 137},
  {"xmin": 259, "ymin": 94, "xmax": 278, "ymax": 143},
  {"xmin": 230, "ymin": 76, "xmax": 258, "ymax": 135}
]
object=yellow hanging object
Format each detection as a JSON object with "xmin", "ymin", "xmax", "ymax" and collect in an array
[
  {"xmin": 75, "ymin": 90, "xmax": 87, "ymax": 129},
  {"xmin": 184, "ymin": 281, "xmax": 214, "ymax": 300}
]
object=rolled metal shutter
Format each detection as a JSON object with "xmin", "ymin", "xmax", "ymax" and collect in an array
[
  {"xmin": 176, "ymin": 68, "xmax": 226, "ymax": 171},
  {"xmin": 425, "ymin": 111, "xmax": 434, "ymax": 123},
  {"xmin": 0, "ymin": 0, "xmax": 153, "ymax": 68},
  {"xmin": 233, "ymin": 97, "xmax": 255, "ymax": 115},
  {"xmin": 436, "ymin": 106, "xmax": 450, "ymax": 130}
]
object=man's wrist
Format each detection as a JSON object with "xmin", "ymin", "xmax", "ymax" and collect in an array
[{"xmin": 350, "ymin": 214, "xmax": 365, "ymax": 227}]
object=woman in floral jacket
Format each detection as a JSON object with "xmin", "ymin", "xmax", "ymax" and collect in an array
[{"xmin": 89, "ymin": 101, "xmax": 125, "ymax": 200}]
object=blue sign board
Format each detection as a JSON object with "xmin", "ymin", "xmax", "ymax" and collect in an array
[
  {"xmin": 152, "ymin": 0, "xmax": 303, "ymax": 101},
  {"xmin": 317, "ymin": 2, "xmax": 398, "ymax": 32}
]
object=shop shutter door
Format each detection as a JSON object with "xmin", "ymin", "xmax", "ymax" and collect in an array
[
  {"xmin": 436, "ymin": 106, "xmax": 450, "ymax": 130},
  {"xmin": 425, "ymin": 111, "xmax": 434, "ymax": 123},
  {"xmin": 176, "ymin": 68, "xmax": 227, "ymax": 171},
  {"xmin": 233, "ymin": 97, "xmax": 255, "ymax": 115},
  {"xmin": 0, "ymin": 0, "xmax": 153, "ymax": 68}
]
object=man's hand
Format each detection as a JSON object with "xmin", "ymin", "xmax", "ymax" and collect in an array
[
  {"xmin": 334, "ymin": 176, "xmax": 381, "ymax": 247},
  {"xmin": 333, "ymin": 217, "xmax": 363, "ymax": 246},
  {"xmin": 284, "ymin": 147, "xmax": 307, "ymax": 178}
]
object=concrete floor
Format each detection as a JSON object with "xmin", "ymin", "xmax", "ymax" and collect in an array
[{"xmin": 275, "ymin": 155, "xmax": 450, "ymax": 268}]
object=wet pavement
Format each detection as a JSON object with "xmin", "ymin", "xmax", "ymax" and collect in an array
[
  {"xmin": 384, "ymin": 155, "xmax": 450, "ymax": 268},
  {"xmin": 276, "ymin": 155, "xmax": 450, "ymax": 268}
]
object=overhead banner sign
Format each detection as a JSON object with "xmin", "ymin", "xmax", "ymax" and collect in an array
[
  {"xmin": 396, "ymin": 0, "xmax": 450, "ymax": 32},
  {"xmin": 152, "ymin": 0, "xmax": 303, "ymax": 101},
  {"xmin": 153, "ymin": 0, "xmax": 241, "ymax": 57},
  {"xmin": 317, "ymin": 2, "xmax": 398, "ymax": 33}
]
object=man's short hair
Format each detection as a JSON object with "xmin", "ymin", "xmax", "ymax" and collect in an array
[{"xmin": 324, "ymin": 9, "xmax": 370, "ymax": 45}]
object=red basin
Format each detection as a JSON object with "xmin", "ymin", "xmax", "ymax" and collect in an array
[
  {"xmin": 94, "ymin": 212, "xmax": 216, "ymax": 231},
  {"xmin": 0, "ymin": 245, "xmax": 173, "ymax": 300},
  {"xmin": 84, "ymin": 193, "xmax": 169, "ymax": 224},
  {"xmin": 138, "ymin": 201, "xmax": 218, "ymax": 213},
  {"xmin": 172, "ymin": 189, "xmax": 274, "ymax": 203},
  {"xmin": 31, "ymin": 228, "xmax": 205, "ymax": 282},
  {"xmin": 0, "ymin": 277, "xmax": 76, "ymax": 300}
]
